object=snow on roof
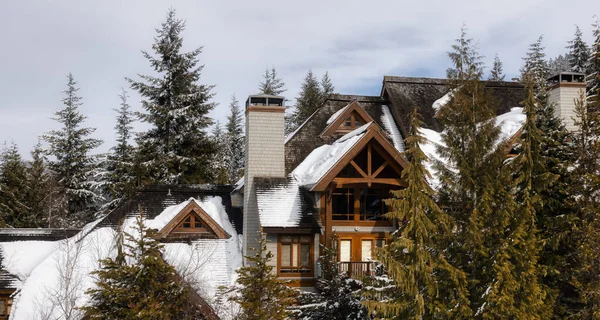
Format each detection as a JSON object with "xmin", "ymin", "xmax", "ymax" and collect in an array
[
  {"xmin": 432, "ymin": 88, "xmax": 456, "ymax": 112},
  {"xmin": 5, "ymin": 197, "xmax": 242, "ymax": 320},
  {"xmin": 292, "ymin": 123, "xmax": 369, "ymax": 188},
  {"xmin": 256, "ymin": 176, "xmax": 303, "ymax": 228},
  {"xmin": 419, "ymin": 107, "xmax": 526, "ymax": 190},
  {"xmin": 381, "ymin": 105, "xmax": 405, "ymax": 152},
  {"xmin": 326, "ymin": 103, "xmax": 349, "ymax": 125},
  {"xmin": 233, "ymin": 177, "xmax": 244, "ymax": 192}
]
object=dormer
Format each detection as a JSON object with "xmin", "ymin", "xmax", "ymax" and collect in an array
[
  {"xmin": 321, "ymin": 100, "xmax": 374, "ymax": 137},
  {"xmin": 156, "ymin": 201, "xmax": 231, "ymax": 241}
]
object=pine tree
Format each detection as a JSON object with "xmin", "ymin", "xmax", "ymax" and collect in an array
[
  {"xmin": 227, "ymin": 234, "xmax": 296, "ymax": 320},
  {"xmin": 258, "ymin": 67, "xmax": 286, "ymax": 96},
  {"xmin": 363, "ymin": 108, "xmax": 471, "ymax": 319},
  {"xmin": 293, "ymin": 234, "xmax": 365, "ymax": 320},
  {"xmin": 105, "ymin": 89, "xmax": 136, "ymax": 208},
  {"xmin": 482, "ymin": 80, "xmax": 552, "ymax": 319},
  {"xmin": 489, "ymin": 53, "xmax": 505, "ymax": 81},
  {"xmin": 128, "ymin": 9, "xmax": 216, "ymax": 184},
  {"xmin": 225, "ymin": 94, "xmax": 244, "ymax": 184},
  {"xmin": 521, "ymin": 35, "xmax": 550, "ymax": 95},
  {"xmin": 287, "ymin": 70, "xmax": 323, "ymax": 133},
  {"xmin": 568, "ymin": 25, "xmax": 590, "ymax": 74},
  {"xmin": 588, "ymin": 18, "xmax": 600, "ymax": 99},
  {"xmin": 83, "ymin": 213, "xmax": 191, "ymax": 319},
  {"xmin": 42, "ymin": 73, "xmax": 102, "ymax": 226},
  {"xmin": 548, "ymin": 54, "xmax": 572, "ymax": 76},
  {"xmin": 0, "ymin": 142, "xmax": 29, "ymax": 227}
]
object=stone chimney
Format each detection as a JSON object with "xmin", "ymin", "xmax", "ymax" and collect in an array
[
  {"xmin": 242, "ymin": 94, "xmax": 286, "ymax": 261},
  {"xmin": 547, "ymin": 72, "xmax": 586, "ymax": 132}
]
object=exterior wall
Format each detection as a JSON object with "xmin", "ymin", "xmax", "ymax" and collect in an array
[
  {"xmin": 549, "ymin": 84, "xmax": 585, "ymax": 132},
  {"xmin": 243, "ymin": 108, "xmax": 286, "ymax": 262},
  {"xmin": 230, "ymin": 192, "xmax": 243, "ymax": 208}
]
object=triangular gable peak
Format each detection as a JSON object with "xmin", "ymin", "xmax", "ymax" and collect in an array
[
  {"xmin": 156, "ymin": 201, "xmax": 231, "ymax": 240},
  {"xmin": 312, "ymin": 122, "xmax": 408, "ymax": 191},
  {"xmin": 321, "ymin": 100, "xmax": 375, "ymax": 137}
]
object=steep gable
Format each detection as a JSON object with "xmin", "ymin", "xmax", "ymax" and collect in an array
[
  {"xmin": 156, "ymin": 200, "xmax": 231, "ymax": 240},
  {"xmin": 320, "ymin": 100, "xmax": 375, "ymax": 137}
]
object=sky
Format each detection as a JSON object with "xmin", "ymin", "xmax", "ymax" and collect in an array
[{"xmin": 0, "ymin": 0, "xmax": 598, "ymax": 157}]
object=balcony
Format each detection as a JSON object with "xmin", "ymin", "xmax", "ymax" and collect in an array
[{"xmin": 337, "ymin": 261, "xmax": 378, "ymax": 278}]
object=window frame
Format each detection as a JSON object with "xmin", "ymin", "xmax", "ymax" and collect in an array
[{"xmin": 277, "ymin": 235, "xmax": 314, "ymax": 277}]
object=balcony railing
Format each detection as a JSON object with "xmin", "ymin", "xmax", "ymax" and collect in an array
[{"xmin": 337, "ymin": 261, "xmax": 378, "ymax": 278}]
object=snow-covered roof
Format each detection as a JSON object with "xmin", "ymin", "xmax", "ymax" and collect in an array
[
  {"xmin": 419, "ymin": 107, "xmax": 526, "ymax": 189},
  {"xmin": 2, "ymin": 197, "xmax": 242, "ymax": 320},
  {"xmin": 432, "ymin": 88, "xmax": 456, "ymax": 114},
  {"xmin": 381, "ymin": 105, "xmax": 405, "ymax": 152},
  {"xmin": 255, "ymin": 176, "xmax": 304, "ymax": 228},
  {"xmin": 292, "ymin": 123, "xmax": 370, "ymax": 189},
  {"xmin": 326, "ymin": 103, "xmax": 349, "ymax": 125}
]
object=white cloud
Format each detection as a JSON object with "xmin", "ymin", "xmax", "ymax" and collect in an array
[{"xmin": 0, "ymin": 0, "xmax": 597, "ymax": 156}]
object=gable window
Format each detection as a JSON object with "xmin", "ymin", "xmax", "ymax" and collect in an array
[
  {"xmin": 278, "ymin": 235, "xmax": 313, "ymax": 275},
  {"xmin": 339, "ymin": 112, "xmax": 366, "ymax": 131},
  {"xmin": 175, "ymin": 213, "xmax": 205, "ymax": 231}
]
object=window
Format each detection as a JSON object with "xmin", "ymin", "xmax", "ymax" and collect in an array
[
  {"xmin": 339, "ymin": 112, "xmax": 366, "ymax": 131},
  {"xmin": 360, "ymin": 238, "xmax": 386, "ymax": 261},
  {"xmin": 174, "ymin": 213, "xmax": 205, "ymax": 231},
  {"xmin": 279, "ymin": 235, "xmax": 312, "ymax": 275},
  {"xmin": 331, "ymin": 188, "xmax": 388, "ymax": 222},
  {"xmin": 360, "ymin": 189, "xmax": 386, "ymax": 221},
  {"xmin": 332, "ymin": 189, "xmax": 354, "ymax": 220}
]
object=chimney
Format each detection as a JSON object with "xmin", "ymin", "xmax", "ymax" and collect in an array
[
  {"xmin": 242, "ymin": 94, "xmax": 286, "ymax": 261},
  {"xmin": 547, "ymin": 72, "xmax": 586, "ymax": 132}
]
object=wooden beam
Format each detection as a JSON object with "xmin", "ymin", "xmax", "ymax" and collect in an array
[
  {"xmin": 350, "ymin": 160, "xmax": 368, "ymax": 178},
  {"xmin": 335, "ymin": 177, "xmax": 406, "ymax": 187},
  {"xmin": 372, "ymin": 162, "xmax": 388, "ymax": 178},
  {"xmin": 367, "ymin": 144, "xmax": 372, "ymax": 176}
]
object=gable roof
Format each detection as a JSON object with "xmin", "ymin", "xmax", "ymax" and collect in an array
[
  {"xmin": 292, "ymin": 122, "xmax": 408, "ymax": 192},
  {"xmin": 320, "ymin": 100, "xmax": 375, "ymax": 137},
  {"xmin": 156, "ymin": 200, "xmax": 231, "ymax": 240}
]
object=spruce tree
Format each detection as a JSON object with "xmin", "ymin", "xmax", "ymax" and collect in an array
[
  {"xmin": 321, "ymin": 71, "xmax": 335, "ymax": 97},
  {"xmin": 211, "ymin": 121, "xmax": 229, "ymax": 185},
  {"xmin": 0, "ymin": 142, "xmax": 29, "ymax": 227},
  {"xmin": 42, "ymin": 73, "xmax": 102, "ymax": 226},
  {"xmin": 24, "ymin": 143, "xmax": 51, "ymax": 227},
  {"xmin": 548, "ymin": 54, "xmax": 572, "ymax": 76},
  {"xmin": 489, "ymin": 53, "xmax": 505, "ymax": 81},
  {"xmin": 128, "ymin": 9, "xmax": 216, "ymax": 184},
  {"xmin": 225, "ymin": 94, "xmax": 244, "ymax": 184},
  {"xmin": 363, "ymin": 108, "xmax": 471, "ymax": 319},
  {"xmin": 258, "ymin": 67, "xmax": 286, "ymax": 96},
  {"xmin": 83, "ymin": 213, "xmax": 191, "ymax": 319},
  {"xmin": 287, "ymin": 70, "xmax": 323, "ymax": 133},
  {"xmin": 588, "ymin": 18, "xmax": 600, "ymax": 98},
  {"xmin": 521, "ymin": 35, "xmax": 550, "ymax": 95},
  {"xmin": 105, "ymin": 89, "xmax": 136, "ymax": 208},
  {"xmin": 227, "ymin": 234, "xmax": 296, "ymax": 320},
  {"xmin": 568, "ymin": 25, "xmax": 591, "ymax": 74}
]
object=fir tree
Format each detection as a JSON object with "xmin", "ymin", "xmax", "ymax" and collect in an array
[
  {"xmin": 287, "ymin": 70, "xmax": 323, "ymax": 133},
  {"xmin": 521, "ymin": 35, "xmax": 550, "ymax": 95},
  {"xmin": 588, "ymin": 18, "xmax": 600, "ymax": 99},
  {"xmin": 568, "ymin": 25, "xmax": 590, "ymax": 74},
  {"xmin": 24, "ymin": 143, "xmax": 52, "ymax": 228},
  {"xmin": 212, "ymin": 121, "xmax": 229, "ymax": 185},
  {"xmin": 42, "ymin": 73, "xmax": 102, "ymax": 226},
  {"xmin": 83, "ymin": 213, "xmax": 190, "ymax": 319},
  {"xmin": 446, "ymin": 25, "xmax": 484, "ymax": 83},
  {"xmin": 548, "ymin": 54, "xmax": 572, "ymax": 76},
  {"xmin": 293, "ymin": 234, "xmax": 365, "ymax": 320},
  {"xmin": 0, "ymin": 142, "xmax": 29, "ymax": 227},
  {"xmin": 225, "ymin": 94, "xmax": 244, "ymax": 184},
  {"xmin": 489, "ymin": 53, "xmax": 505, "ymax": 81},
  {"xmin": 363, "ymin": 108, "xmax": 471, "ymax": 319},
  {"xmin": 258, "ymin": 67, "xmax": 286, "ymax": 96},
  {"xmin": 105, "ymin": 89, "xmax": 136, "ymax": 208},
  {"xmin": 227, "ymin": 234, "xmax": 296, "ymax": 320},
  {"xmin": 128, "ymin": 8, "xmax": 216, "ymax": 184},
  {"xmin": 321, "ymin": 71, "xmax": 335, "ymax": 97}
]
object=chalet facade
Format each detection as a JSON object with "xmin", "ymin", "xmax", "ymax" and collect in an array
[{"xmin": 0, "ymin": 73, "xmax": 587, "ymax": 318}]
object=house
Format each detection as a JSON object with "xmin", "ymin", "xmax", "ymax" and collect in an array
[{"xmin": 0, "ymin": 73, "xmax": 586, "ymax": 318}]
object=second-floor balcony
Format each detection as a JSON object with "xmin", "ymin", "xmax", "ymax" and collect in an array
[{"xmin": 337, "ymin": 261, "xmax": 379, "ymax": 278}]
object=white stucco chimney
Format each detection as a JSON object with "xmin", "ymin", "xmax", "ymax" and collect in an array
[
  {"xmin": 242, "ymin": 94, "xmax": 286, "ymax": 261},
  {"xmin": 547, "ymin": 72, "xmax": 586, "ymax": 132}
]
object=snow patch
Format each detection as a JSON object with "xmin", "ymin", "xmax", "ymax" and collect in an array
[
  {"xmin": 257, "ymin": 176, "xmax": 303, "ymax": 227},
  {"xmin": 380, "ymin": 105, "xmax": 404, "ymax": 152},
  {"xmin": 326, "ymin": 104, "xmax": 349, "ymax": 125},
  {"xmin": 432, "ymin": 89, "xmax": 457, "ymax": 112}
]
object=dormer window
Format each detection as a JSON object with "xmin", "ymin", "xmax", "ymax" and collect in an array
[
  {"xmin": 156, "ymin": 201, "xmax": 231, "ymax": 241},
  {"xmin": 321, "ymin": 101, "xmax": 375, "ymax": 137},
  {"xmin": 177, "ymin": 215, "xmax": 204, "ymax": 230}
]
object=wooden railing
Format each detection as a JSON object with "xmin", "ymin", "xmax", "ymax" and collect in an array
[{"xmin": 337, "ymin": 261, "xmax": 378, "ymax": 278}]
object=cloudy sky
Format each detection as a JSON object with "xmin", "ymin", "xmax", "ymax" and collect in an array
[{"xmin": 0, "ymin": 0, "xmax": 597, "ymax": 157}]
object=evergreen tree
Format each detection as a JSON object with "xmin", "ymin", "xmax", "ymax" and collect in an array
[
  {"xmin": 42, "ymin": 73, "xmax": 102, "ymax": 226},
  {"xmin": 363, "ymin": 108, "xmax": 471, "ymax": 319},
  {"xmin": 225, "ymin": 94, "xmax": 244, "ymax": 184},
  {"xmin": 482, "ymin": 80, "xmax": 552, "ymax": 319},
  {"xmin": 489, "ymin": 53, "xmax": 505, "ymax": 81},
  {"xmin": 84, "ymin": 213, "xmax": 191, "ymax": 319},
  {"xmin": 24, "ymin": 143, "xmax": 52, "ymax": 228},
  {"xmin": 258, "ymin": 67, "xmax": 286, "ymax": 96},
  {"xmin": 568, "ymin": 25, "xmax": 590, "ymax": 74},
  {"xmin": 227, "ymin": 234, "xmax": 296, "ymax": 320},
  {"xmin": 287, "ymin": 70, "xmax": 323, "ymax": 133},
  {"xmin": 548, "ymin": 54, "xmax": 572, "ymax": 76},
  {"xmin": 446, "ymin": 25, "xmax": 484, "ymax": 83},
  {"xmin": 521, "ymin": 35, "xmax": 550, "ymax": 95},
  {"xmin": 321, "ymin": 72, "xmax": 335, "ymax": 97},
  {"xmin": 212, "ymin": 121, "xmax": 229, "ymax": 185},
  {"xmin": 293, "ymin": 235, "xmax": 365, "ymax": 320},
  {"xmin": 105, "ymin": 89, "xmax": 136, "ymax": 208},
  {"xmin": 588, "ymin": 18, "xmax": 600, "ymax": 99},
  {"xmin": 128, "ymin": 9, "xmax": 216, "ymax": 184},
  {"xmin": 0, "ymin": 142, "xmax": 29, "ymax": 227}
]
